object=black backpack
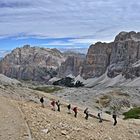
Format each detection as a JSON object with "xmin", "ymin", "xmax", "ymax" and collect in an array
[
  {"xmin": 112, "ymin": 114, "xmax": 116, "ymax": 118},
  {"xmin": 67, "ymin": 104, "xmax": 71, "ymax": 109},
  {"xmin": 40, "ymin": 97, "xmax": 44, "ymax": 103},
  {"xmin": 84, "ymin": 109, "xmax": 87, "ymax": 114}
]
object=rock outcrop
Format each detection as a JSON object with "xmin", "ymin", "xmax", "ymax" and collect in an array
[
  {"xmin": 82, "ymin": 31, "xmax": 140, "ymax": 79},
  {"xmin": 0, "ymin": 45, "xmax": 65, "ymax": 82},
  {"xmin": 81, "ymin": 42, "xmax": 112, "ymax": 78},
  {"xmin": 108, "ymin": 31, "xmax": 140, "ymax": 78},
  {"xmin": 58, "ymin": 55, "xmax": 85, "ymax": 77}
]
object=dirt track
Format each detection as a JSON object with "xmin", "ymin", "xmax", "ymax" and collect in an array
[{"xmin": 0, "ymin": 96, "xmax": 30, "ymax": 140}]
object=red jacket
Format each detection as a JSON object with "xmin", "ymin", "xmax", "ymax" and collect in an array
[
  {"xmin": 51, "ymin": 101, "xmax": 55, "ymax": 106},
  {"xmin": 73, "ymin": 107, "xmax": 77, "ymax": 113}
]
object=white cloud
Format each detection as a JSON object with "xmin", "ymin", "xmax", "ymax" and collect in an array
[
  {"xmin": 69, "ymin": 39, "xmax": 96, "ymax": 44},
  {"xmin": 39, "ymin": 38, "xmax": 113, "ymax": 48},
  {"xmin": 69, "ymin": 38, "xmax": 113, "ymax": 44},
  {"xmin": 0, "ymin": 0, "xmax": 140, "ymax": 40}
]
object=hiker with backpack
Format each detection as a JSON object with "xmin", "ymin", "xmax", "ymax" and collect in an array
[
  {"xmin": 73, "ymin": 107, "xmax": 78, "ymax": 118},
  {"xmin": 98, "ymin": 110, "xmax": 103, "ymax": 123},
  {"xmin": 56, "ymin": 100, "xmax": 61, "ymax": 112},
  {"xmin": 40, "ymin": 97, "xmax": 44, "ymax": 108},
  {"xmin": 67, "ymin": 104, "xmax": 71, "ymax": 114},
  {"xmin": 112, "ymin": 110, "xmax": 117, "ymax": 126},
  {"xmin": 51, "ymin": 100, "xmax": 56, "ymax": 111},
  {"xmin": 84, "ymin": 108, "xmax": 89, "ymax": 120}
]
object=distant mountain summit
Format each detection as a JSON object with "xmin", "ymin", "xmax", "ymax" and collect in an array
[
  {"xmin": 108, "ymin": 31, "xmax": 140, "ymax": 78},
  {"xmin": 81, "ymin": 31, "xmax": 140, "ymax": 79},
  {"xmin": 58, "ymin": 31, "xmax": 140, "ymax": 79},
  {"xmin": 0, "ymin": 45, "xmax": 65, "ymax": 82}
]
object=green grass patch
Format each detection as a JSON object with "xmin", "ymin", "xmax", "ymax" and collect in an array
[
  {"xmin": 123, "ymin": 107, "xmax": 140, "ymax": 119},
  {"xmin": 32, "ymin": 86, "xmax": 62, "ymax": 93},
  {"xmin": 105, "ymin": 111, "xmax": 111, "ymax": 115}
]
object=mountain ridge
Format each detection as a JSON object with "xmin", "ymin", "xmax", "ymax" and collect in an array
[
  {"xmin": 81, "ymin": 31, "xmax": 140, "ymax": 79},
  {"xmin": 0, "ymin": 45, "xmax": 65, "ymax": 82},
  {"xmin": 0, "ymin": 31, "xmax": 140, "ymax": 83}
]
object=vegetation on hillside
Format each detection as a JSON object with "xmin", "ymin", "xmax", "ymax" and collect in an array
[
  {"xmin": 53, "ymin": 77, "xmax": 84, "ymax": 87},
  {"xmin": 123, "ymin": 107, "xmax": 140, "ymax": 119}
]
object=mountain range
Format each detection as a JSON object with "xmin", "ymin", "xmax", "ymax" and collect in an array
[{"xmin": 0, "ymin": 31, "xmax": 140, "ymax": 83}]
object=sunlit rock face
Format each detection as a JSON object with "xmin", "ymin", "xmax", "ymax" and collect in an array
[
  {"xmin": 82, "ymin": 31, "xmax": 140, "ymax": 79},
  {"xmin": 108, "ymin": 31, "xmax": 140, "ymax": 78},
  {"xmin": 81, "ymin": 42, "xmax": 112, "ymax": 79},
  {"xmin": 0, "ymin": 45, "xmax": 65, "ymax": 82}
]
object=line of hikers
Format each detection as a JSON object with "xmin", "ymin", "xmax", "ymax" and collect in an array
[{"xmin": 40, "ymin": 97, "xmax": 117, "ymax": 126}]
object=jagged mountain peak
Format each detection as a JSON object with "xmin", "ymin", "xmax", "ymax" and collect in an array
[
  {"xmin": 79, "ymin": 31, "xmax": 140, "ymax": 79},
  {"xmin": 0, "ymin": 45, "xmax": 65, "ymax": 82},
  {"xmin": 12, "ymin": 45, "xmax": 63, "ymax": 58},
  {"xmin": 115, "ymin": 31, "xmax": 140, "ymax": 42}
]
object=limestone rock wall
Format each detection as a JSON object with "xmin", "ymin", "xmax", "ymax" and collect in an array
[{"xmin": 0, "ymin": 45, "xmax": 65, "ymax": 82}]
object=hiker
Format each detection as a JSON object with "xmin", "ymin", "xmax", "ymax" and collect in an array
[
  {"xmin": 112, "ymin": 110, "xmax": 117, "ymax": 126},
  {"xmin": 56, "ymin": 100, "xmax": 61, "ymax": 112},
  {"xmin": 73, "ymin": 107, "xmax": 78, "ymax": 118},
  {"xmin": 67, "ymin": 104, "xmax": 71, "ymax": 114},
  {"xmin": 51, "ymin": 100, "xmax": 56, "ymax": 111},
  {"xmin": 98, "ymin": 110, "xmax": 103, "ymax": 123},
  {"xmin": 40, "ymin": 97, "xmax": 44, "ymax": 108},
  {"xmin": 84, "ymin": 108, "xmax": 89, "ymax": 120}
]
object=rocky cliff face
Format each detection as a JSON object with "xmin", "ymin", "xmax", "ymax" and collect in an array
[
  {"xmin": 81, "ymin": 42, "xmax": 112, "ymax": 78},
  {"xmin": 108, "ymin": 31, "xmax": 140, "ymax": 78},
  {"xmin": 0, "ymin": 45, "xmax": 65, "ymax": 82},
  {"xmin": 58, "ymin": 55, "xmax": 85, "ymax": 77},
  {"xmin": 1, "ymin": 31, "xmax": 140, "ymax": 82},
  {"xmin": 82, "ymin": 31, "xmax": 140, "ymax": 79}
]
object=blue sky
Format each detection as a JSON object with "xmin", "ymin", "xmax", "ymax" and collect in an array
[{"xmin": 0, "ymin": 0, "xmax": 140, "ymax": 55}]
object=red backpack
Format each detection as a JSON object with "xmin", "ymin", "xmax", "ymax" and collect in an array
[
  {"xmin": 51, "ymin": 101, "xmax": 55, "ymax": 106},
  {"xmin": 73, "ymin": 107, "xmax": 77, "ymax": 113}
]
